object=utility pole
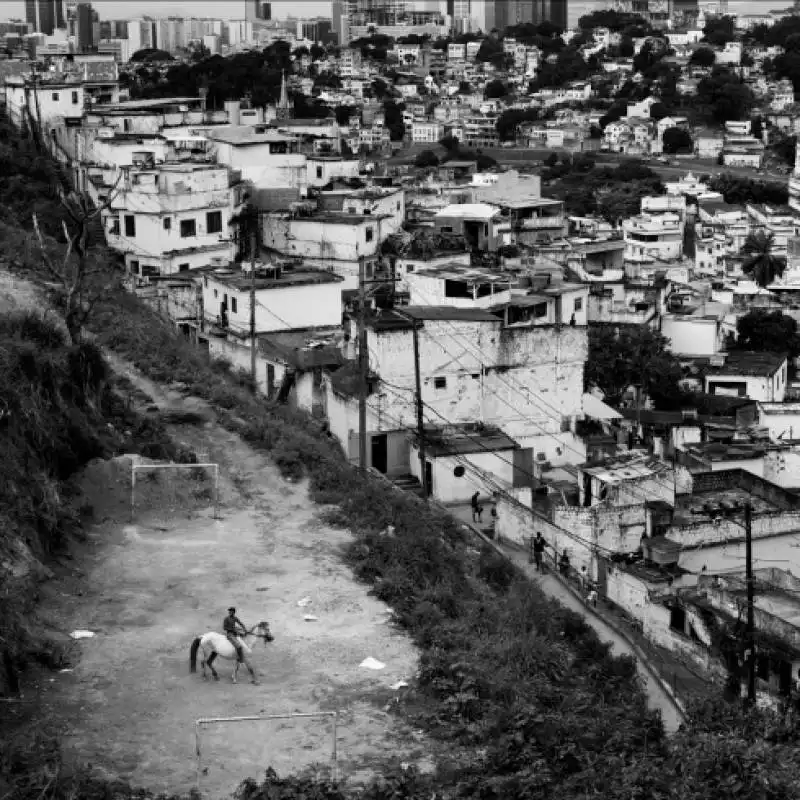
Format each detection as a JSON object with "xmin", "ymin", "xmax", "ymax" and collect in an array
[
  {"xmin": 393, "ymin": 308, "xmax": 427, "ymax": 498},
  {"xmin": 249, "ymin": 228, "xmax": 257, "ymax": 386},
  {"xmin": 410, "ymin": 314, "xmax": 427, "ymax": 498},
  {"xmin": 745, "ymin": 500, "xmax": 756, "ymax": 707},
  {"xmin": 357, "ymin": 255, "xmax": 368, "ymax": 470}
]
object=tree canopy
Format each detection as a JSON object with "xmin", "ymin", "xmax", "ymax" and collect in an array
[
  {"xmin": 734, "ymin": 310, "xmax": 800, "ymax": 361},
  {"xmin": 585, "ymin": 326, "xmax": 687, "ymax": 409},
  {"xmin": 662, "ymin": 127, "xmax": 693, "ymax": 155},
  {"xmin": 697, "ymin": 67, "xmax": 754, "ymax": 123},
  {"xmin": 740, "ymin": 231, "xmax": 787, "ymax": 288}
]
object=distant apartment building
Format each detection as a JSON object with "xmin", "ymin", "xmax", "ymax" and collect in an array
[
  {"xmin": 127, "ymin": 19, "xmax": 157, "ymax": 54},
  {"xmin": 26, "ymin": 0, "xmax": 65, "ymax": 35}
]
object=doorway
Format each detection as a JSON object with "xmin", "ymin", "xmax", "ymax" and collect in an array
[
  {"xmin": 371, "ymin": 433, "xmax": 388, "ymax": 474},
  {"xmin": 425, "ymin": 460, "xmax": 433, "ymax": 496}
]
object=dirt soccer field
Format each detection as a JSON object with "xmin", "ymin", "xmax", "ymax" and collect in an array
[{"xmin": 32, "ymin": 356, "xmax": 432, "ymax": 799}]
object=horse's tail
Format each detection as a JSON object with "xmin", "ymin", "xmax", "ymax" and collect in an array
[{"xmin": 190, "ymin": 636, "xmax": 202, "ymax": 673}]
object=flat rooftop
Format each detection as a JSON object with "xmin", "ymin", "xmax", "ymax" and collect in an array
[
  {"xmin": 199, "ymin": 264, "xmax": 343, "ymax": 291},
  {"xmin": 705, "ymin": 351, "xmax": 787, "ymax": 378},
  {"xmin": 208, "ymin": 126, "xmax": 292, "ymax": 146},
  {"xmin": 673, "ymin": 488, "xmax": 780, "ymax": 526},
  {"xmin": 91, "ymin": 97, "xmax": 201, "ymax": 113},
  {"xmin": 423, "ymin": 424, "xmax": 519, "ymax": 457},
  {"xmin": 582, "ymin": 454, "xmax": 670, "ymax": 484},
  {"xmin": 414, "ymin": 263, "xmax": 512, "ymax": 282}
]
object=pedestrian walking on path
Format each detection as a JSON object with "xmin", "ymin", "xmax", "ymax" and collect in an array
[
  {"xmin": 531, "ymin": 532, "xmax": 546, "ymax": 572},
  {"xmin": 471, "ymin": 491, "xmax": 481, "ymax": 522}
]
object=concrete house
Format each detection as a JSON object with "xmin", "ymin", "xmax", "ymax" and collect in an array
[
  {"xmin": 623, "ymin": 212, "xmax": 684, "ymax": 261},
  {"xmin": 107, "ymin": 158, "xmax": 244, "ymax": 276},
  {"xmin": 703, "ymin": 351, "xmax": 789, "ymax": 403},
  {"xmin": 325, "ymin": 303, "xmax": 589, "ymax": 486},
  {"xmin": 262, "ymin": 211, "xmax": 388, "ymax": 290},
  {"xmin": 208, "ymin": 127, "xmax": 309, "ymax": 190}
]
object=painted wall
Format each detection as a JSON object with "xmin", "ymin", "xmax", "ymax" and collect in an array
[
  {"xmin": 202, "ymin": 277, "xmax": 342, "ymax": 334},
  {"xmin": 409, "ymin": 446, "xmax": 515, "ymax": 504},
  {"xmin": 370, "ymin": 321, "xmax": 587, "ymax": 461},
  {"xmin": 661, "ymin": 315, "xmax": 721, "ymax": 356}
]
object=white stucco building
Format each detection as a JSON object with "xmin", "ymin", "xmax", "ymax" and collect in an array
[{"xmin": 107, "ymin": 160, "xmax": 244, "ymax": 276}]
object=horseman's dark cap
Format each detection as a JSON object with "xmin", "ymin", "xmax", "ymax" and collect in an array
[{"xmin": 228, "ymin": 607, "xmax": 236, "ymax": 613}]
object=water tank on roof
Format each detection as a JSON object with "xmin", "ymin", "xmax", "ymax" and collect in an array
[{"xmin": 224, "ymin": 100, "xmax": 241, "ymax": 126}]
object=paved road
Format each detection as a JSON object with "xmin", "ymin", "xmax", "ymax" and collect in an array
[{"xmin": 499, "ymin": 543, "xmax": 684, "ymax": 734}]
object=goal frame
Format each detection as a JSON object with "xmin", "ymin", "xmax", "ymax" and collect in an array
[
  {"xmin": 194, "ymin": 712, "xmax": 339, "ymax": 791},
  {"xmin": 130, "ymin": 462, "xmax": 220, "ymax": 521}
]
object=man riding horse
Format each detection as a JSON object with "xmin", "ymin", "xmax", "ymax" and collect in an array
[{"xmin": 223, "ymin": 607, "xmax": 247, "ymax": 662}]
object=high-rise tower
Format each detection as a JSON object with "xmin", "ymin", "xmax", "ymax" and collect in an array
[{"xmin": 25, "ymin": 0, "xmax": 66, "ymax": 35}]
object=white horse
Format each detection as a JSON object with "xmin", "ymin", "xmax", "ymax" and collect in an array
[{"xmin": 189, "ymin": 621, "xmax": 274, "ymax": 684}]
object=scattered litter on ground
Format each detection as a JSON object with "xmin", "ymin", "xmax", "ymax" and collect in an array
[
  {"xmin": 390, "ymin": 680, "xmax": 409, "ymax": 690},
  {"xmin": 256, "ymin": 587, "xmax": 269, "ymax": 592},
  {"xmin": 303, "ymin": 615, "xmax": 318, "ymax": 622},
  {"xmin": 359, "ymin": 657, "xmax": 385, "ymax": 670},
  {"xmin": 297, "ymin": 597, "xmax": 312, "ymax": 607},
  {"xmin": 70, "ymin": 630, "xmax": 95, "ymax": 639}
]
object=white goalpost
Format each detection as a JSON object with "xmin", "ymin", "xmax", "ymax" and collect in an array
[
  {"xmin": 130, "ymin": 462, "xmax": 220, "ymax": 521},
  {"xmin": 195, "ymin": 712, "xmax": 340, "ymax": 792}
]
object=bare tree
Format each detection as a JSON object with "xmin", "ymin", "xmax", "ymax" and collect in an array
[{"xmin": 32, "ymin": 179, "xmax": 122, "ymax": 344}]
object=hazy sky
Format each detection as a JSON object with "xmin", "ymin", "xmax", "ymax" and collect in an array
[{"xmin": 0, "ymin": 0, "xmax": 782, "ymax": 26}]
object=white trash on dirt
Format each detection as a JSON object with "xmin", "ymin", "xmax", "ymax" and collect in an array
[
  {"xmin": 359, "ymin": 657, "xmax": 385, "ymax": 670},
  {"xmin": 303, "ymin": 615, "xmax": 318, "ymax": 622},
  {"xmin": 70, "ymin": 630, "xmax": 95, "ymax": 639},
  {"xmin": 390, "ymin": 680, "xmax": 409, "ymax": 690},
  {"xmin": 297, "ymin": 597, "xmax": 312, "ymax": 607}
]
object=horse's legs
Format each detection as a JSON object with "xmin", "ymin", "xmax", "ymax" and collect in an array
[
  {"xmin": 232, "ymin": 659, "xmax": 239, "ymax": 684},
  {"xmin": 207, "ymin": 651, "xmax": 219, "ymax": 681},
  {"xmin": 200, "ymin": 654, "xmax": 207, "ymax": 680}
]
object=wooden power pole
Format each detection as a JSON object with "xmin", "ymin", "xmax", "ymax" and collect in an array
[
  {"xmin": 745, "ymin": 501, "xmax": 756, "ymax": 706},
  {"xmin": 410, "ymin": 315, "xmax": 427, "ymax": 498},
  {"xmin": 249, "ymin": 229, "xmax": 257, "ymax": 386},
  {"xmin": 357, "ymin": 256, "xmax": 368, "ymax": 470}
]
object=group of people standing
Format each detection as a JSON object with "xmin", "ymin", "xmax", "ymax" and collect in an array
[{"xmin": 530, "ymin": 532, "xmax": 598, "ymax": 607}]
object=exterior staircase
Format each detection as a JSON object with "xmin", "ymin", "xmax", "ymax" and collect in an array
[{"xmin": 390, "ymin": 474, "xmax": 425, "ymax": 497}]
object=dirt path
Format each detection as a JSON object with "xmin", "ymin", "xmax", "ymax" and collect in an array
[{"xmin": 33, "ymin": 352, "xmax": 432, "ymax": 798}]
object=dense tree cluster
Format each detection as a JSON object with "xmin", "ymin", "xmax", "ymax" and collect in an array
[
  {"xmin": 702, "ymin": 14, "xmax": 736, "ymax": 46},
  {"xmin": 542, "ymin": 158, "xmax": 664, "ymax": 224},
  {"xmin": 697, "ymin": 67, "xmax": 754, "ymax": 123},
  {"xmin": 734, "ymin": 310, "xmax": 800, "ymax": 362},
  {"xmin": 529, "ymin": 46, "xmax": 590, "ymax": 91},
  {"xmin": 707, "ymin": 174, "xmax": 789, "ymax": 206},
  {"xmin": 586, "ymin": 326, "xmax": 688, "ymax": 409},
  {"xmin": 662, "ymin": 127, "xmax": 693, "ymax": 154}
]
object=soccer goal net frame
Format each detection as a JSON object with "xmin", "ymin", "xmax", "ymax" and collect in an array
[
  {"xmin": 130, "ymin": 462, "xmax": 220, "ymax": 522},
  {"xmin": 194, "ymin": 712, "xmax": 339, "ymax": 792}
]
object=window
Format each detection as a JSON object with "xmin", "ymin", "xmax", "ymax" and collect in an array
[
  {"xmin": 453, "ymin": 465, "xmax": 465, "ymax": 478},
  {"xmin": 433, "ymin": 377, "xmax": 447, "ymax": 390},
  {"xmin": 180, "ymin": 219, "xmax": 197, "ymax": 238},
  {"xmin": 124, "ymin": 215, "xmax": 136, "ymax": 237},
  {"xmin": 163, "ymin": 217, "xmax": 171, "ymax": 230},
  {"xmin": 231, "ymin": 297, "xmax": 238, "ymax": 314},
  {"xmin": 439, "ymin": 225, "xmax": 453, "ymax": 233},
  {"xmin": 574, "ymin": 297, "xmax": 583, "ymax": 312},
  {"xmin": 178, "ymin": 263, "xmax": 189, "ymax": 272},
  {"xmin": 130, "ymin": 260, "xmax": 140, "ymax": 274},
  {"xmin": 366, "ymin": 228, "xmax": 374, "ymax": 242},
  {"xmin": 51, "ymin": 92, "xmax": 59, "ymax": 101},
  {"xmin": 269, "ymin": 142, "xmax": 287, "ymax": 155},
  {"xmin": 71, "ymin": 91, "xmax": 79, "ymax": 104},
  {"xmin": 206, "ymin": 211, "xmax": 223, "ymax": 234},
  {"xmin": 316, "ymin": 166, "xmax": 323, "ymax": 179},
  {"xmin": 213, "ymin": 289, "xmax": 218, "ymax": 298}
]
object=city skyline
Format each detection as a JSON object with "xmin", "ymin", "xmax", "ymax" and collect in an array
[
  {"xmin": 0, "ymin": 1, "xmax": 784, "ymax": 29},
  {"xmin": 0, "ymin": 0, "xmax": 331, "ymax": 23}
]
